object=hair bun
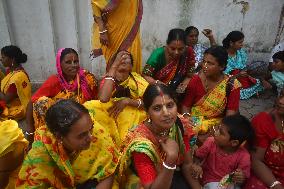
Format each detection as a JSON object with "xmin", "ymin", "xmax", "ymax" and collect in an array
[{"xmin": 20, "ymin": 53, "xmax": 27, "ymax": 63}]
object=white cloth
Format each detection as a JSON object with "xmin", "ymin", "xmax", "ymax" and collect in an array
[
  {"xmin": 269, "ymin": 41, "xmax": 284, "ymax": 62},
  {"xmin": 203, "ymin": 182, "xmax": 240, "ymax": 189}
]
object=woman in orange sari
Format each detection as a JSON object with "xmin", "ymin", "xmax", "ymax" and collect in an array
[
  {"xmin": 25, "ymin": 48, "xmax": 97, "ymax": 144},
  {"xmin": 91, "ymin": 0, "xmax": 143, "ymax": 73},
  {"xmin": 181, "ymin": 46, "xmax": 240, "ymax": 140}
]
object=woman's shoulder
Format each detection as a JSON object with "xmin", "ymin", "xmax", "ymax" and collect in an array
[{"xmin": 251, "ymin": 111, "xmax": 275, "ymax": 132}]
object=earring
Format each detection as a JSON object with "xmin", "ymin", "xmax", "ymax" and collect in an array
[{"xmin": 147, "ymin": 118, "xmax": 151, "ymax": 123}]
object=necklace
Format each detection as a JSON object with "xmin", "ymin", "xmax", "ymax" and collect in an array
[
  {"xmin": 203, "ymin": 74, "xmax": 224, "ymax": 92},
  {"xmin": 147, "ymin": 122, "xmax": 170, "ymax": 137}
]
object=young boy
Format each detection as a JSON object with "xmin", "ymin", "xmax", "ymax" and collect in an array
[{"xmin": 271, "ymin": 51, "xmax": 284, "ymax": 95}]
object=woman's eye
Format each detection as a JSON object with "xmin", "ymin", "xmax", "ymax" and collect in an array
[{"xmin": 167, "ymin": 102, "xmax": 174, "ymax": 108}]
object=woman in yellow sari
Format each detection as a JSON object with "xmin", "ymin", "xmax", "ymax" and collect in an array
[
  {"xmin": 91, "ymin": 0, "xmax": 143, "ymax": 73},
  {"xmin": 181, "ymin": 46, "xmax": 241, "ymax": 142},
  {"xmin": 25, "ymin": 48, "xmax": 97, "ymax": 144},
  {"xmin": 85, "ymin": 51, "xmax": 148, "ymax": 147},
  {"xmin": 0, "ymin": 120, "xmax": 28, "ymax": 189},
  {"xmin": 0, "ymin": 45, "xmax": 31, "ymax": 121},
  {"xmin": 17, "ymin": 99, "xmax": 119, "ymax": 189}
]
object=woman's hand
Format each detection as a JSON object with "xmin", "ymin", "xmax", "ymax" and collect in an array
[
  {"xmin": 190, "ymin": 163, "xmax": 203, "ymax": 179},
  {"xmin": 160, "ymin": 138, "xmax": 179, "ymax": 164},
  {"xmin": 176, "ymin": 78, "xmax": 190, "ymax": 93},
  {"xmin": 107, "ymin": 98, "xmax": 129, "ymax": 119},
  {"xmin": 202, "ymin": 29, "xmax": 214, "ymax": 39},
  {"xmin": 232, "ymin": 169, "xmax": 246, "ymax": 184},
  {"xmin": 100, "ymin": 32, "xmax": 109, "ymax": 46}
]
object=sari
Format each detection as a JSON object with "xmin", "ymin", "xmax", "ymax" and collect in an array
[
  {"xmin": 271, "ymin": 71, "xmax": 284, "ymax": 95},
  {"xmin": 0, "ymin": 68, "xmax": 31, "ymax": 120},
  {"xmin": 0, "ymin": 120, "xmax": 28, "ymax": 189},
  {"xmin": 32, "ymin": 49, "xmax": 97, "ymax": 129},
  {"xmin": 118, "ymin": 116, "xmax": 194, "ymax": 189},
  {"xmin": 91, "ymin": 0, "xmax": 143, "ymax": 73},
  {"xmin": 189, "ymin": 76, "xmax": 241, "ymax": 133},
  {"xmin": 84, "ymin": 72, "xmax": 148, "ymax": 147},
  {"xmin": 244, "ymin": 112, "xmax": 284, "ymax": 189},
  {"xmin": 224, "ymin": 48, "xmax": 263, "ymax": 99},
  {"xmin": 16, "ymin": 120, "xmax": 119, "ymax": 189},
  {"xmin": 143, "ymin": 46, "xmax": 195, "ymax": 90}
]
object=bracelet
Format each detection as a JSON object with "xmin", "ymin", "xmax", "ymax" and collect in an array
[
  {"xmin": 99, "ymin": 29, "xmax": 108, "ymax": 34},
  {"xmin": 105, "ymin": 76, "xmax": 116, "ymax": 83},
  {"xmin": 25, "ymin": 131, "xmax": 34, "ymax": 136},
  {"xmin": 182, "ymin": 112, "xmax": 191, "ymax": 117},
  {"xmin": 162, "ymin": 162, "xmax": 176, "ymax": 170},
  {"xmin": 137, "ymin": 99, "xmax": 142, "ymax": 108},
  {"xmin": 155, "ymin": 80, "xmax": 160, "ymax": 84},
  {"xmin": 270, "ymin": 181, "xmax": 282, "ymax": 188}
]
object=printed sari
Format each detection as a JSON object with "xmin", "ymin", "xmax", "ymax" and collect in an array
[
  {"xmin": 190, "ymin": 77, "xmax": 241, "ymax": 133},
  {"xmin": 16, "ymin": 120, "xmax": 119, "ymax": 189},
  {"xmin": 0, "ymin": 69, "xmax": 31, "ymax": 120},
  {"xmin": 0, "ymin": 120, "xmax": 28, "ymax": 189},
  {"xmin": 84, "ymin": 72, "xmax": 148, "ymax": 147},
  {"xmin": 143, "ymin": 46, "xmax": 195, "ymax": 90},
  {"xmin": 118, "ymin": 116, "xmax": 193, "ymax": 189},
  {"xmin": 91, "ymin": 0, "xmax": 143, "ymax": 73}
]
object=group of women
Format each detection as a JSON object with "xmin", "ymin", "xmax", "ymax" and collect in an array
[{"xmin": 0, "ymin": 10, "xmax": 282, "ymax": 188}]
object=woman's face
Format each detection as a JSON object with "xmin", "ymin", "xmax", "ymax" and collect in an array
[
  {"xmin": 230, "ymin": 38, "xmax": 244, "ymax": 50},
  {"xmin": 61, "ymin": 53, "xmax": 80, "ymax": 81},
  {"xmin": 0, "ymin": 53, "xmax": 13, "ymax": 68},
  {"xmin": 276, "ymin": 91, "xmax": 284, "ymax": 115},
  {"xmin": 166, "ymin": 40, "xmax": 185, "ymax": 60},
  {"xmin": 202, "ymin": 53, "xmax": 224, "ymax": 77},
  {"xmin": 148, "ymin": 94, "xmax": 178, "ymax": 131},
  {"xmin": 186, "ymin": 29, "xmax": 199, "ymax": 46},
  {"xmin": 61, "ymin": 113, "xmax": 93, "ymax": 152},
  {"xmin": 115, "ymin": 53, "xmax": 133, "ymax": 81}
]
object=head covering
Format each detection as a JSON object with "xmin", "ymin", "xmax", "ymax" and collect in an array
[{"xmin": 56, "ymin": 48, "xmax": 92, "ymax": 100}]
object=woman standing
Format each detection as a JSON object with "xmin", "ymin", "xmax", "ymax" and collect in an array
[
  {"xmin": 0, "ymin": 45, "xmax": 31, "ymax": 121},
  {"xmin": 119, "ymin": 84, "xmax": 195, "ymax": 189},
  {"xmin": 223, "ymin": 31, "xmax": 263, "ymax": 99}
]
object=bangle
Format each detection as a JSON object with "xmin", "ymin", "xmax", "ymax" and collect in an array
[
  {"xmin": 105, "ymin": 76, "xmax": 116, "ymax": 83},
  {"xmin": 182, "ymin": 112, "xmax": 191, "ymax": 117},
  {"xmin": 137, "ymin": 99, "xmax": 142, "ymax": 108},
  {"xmin": 162, "ymin": 162, "xmax": 176, "ymax": 170},
  {"xmin": 25, "ymin": 131, "xmax": 34, "ymax": 136},
  {"xmin": 99, "ymin": 29, "xmax": 108, "ymax": 34},
  {"xmin": 270, "ymin": 181, "xmax": 282, "ymax": 188},
  {"xmin": 155, "ymin": 80, "xmax": 160, "ymax": 84}
]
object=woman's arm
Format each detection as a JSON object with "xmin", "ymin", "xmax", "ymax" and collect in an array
[
  {"xmin": 251, "ymin": 147, "xmax": 284, "ymax": 189},
  {"xmin": 182, "ymin": 152, "xmax": 202, "ymax": 189},
  {"xmin": 25, "ymin": 101, "xmax": 35, "ymax": 144},
  {"xmin": 96, "ymin": 175, "xmax": 114, "ymax": 189},
  {"xmin": 142, "ymin": 74, "xmax": 158, "ymax": 85}
]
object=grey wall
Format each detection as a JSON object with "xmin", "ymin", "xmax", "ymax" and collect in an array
[{"xmin": 0, "ymin": 0, "xmax": 283, "ymax": 84}]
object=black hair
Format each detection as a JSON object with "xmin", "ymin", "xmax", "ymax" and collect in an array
[
  {"xmin": 1, "ymin": 45, "xmax": 27, "ymax": 64},
  {"xmin": 60, "ymin": 48, "xmax": 78, "ymax": 62},
  {"xmin": 184, "ymin": 26, "xmax": 199, "ymax": 37},
  {"xmin": 166, "ymin": 28, "xmax": 186, "ymax": 45},
  {"xmin": 222, "ymin": 31, "xmax": 245, "ymax": 49},
  {"xmin": 45, "ymin": 99, "xmax": 89, "ymax": 137},
  {"xmin": 204, "ymin": 46, "xmax": 228, "ymax": 68},
  {"xmin": 272, "ymin": 50, "xmax": 284, "ymax": 62},
  {"xmin": 143, "ymin": 84, "xmax": 177, "ymax": 111},
  {"xmin": 222, "ymin": 114, "xmax": 255, "ymax": 151}
]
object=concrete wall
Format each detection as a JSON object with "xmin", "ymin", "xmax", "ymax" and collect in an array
[{"xmin": 0, "ymin": 0, "xmax": 283, "ymax": 84}]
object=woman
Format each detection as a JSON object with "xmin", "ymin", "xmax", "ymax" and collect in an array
[
  {"xmin": 118, "ymin": 84, "xmax": 195, "ymax": 189},
  {"xmin": 181, "ymin": 46, "xmax": 241, "ymax": 136},
  {"xmin": 25, "ymin": 48, "xmax": 97, "ymax": 142},
  {"xmin": 85, "ymin": 50, "xmax": 148, "ymax": 146},
  {"xmin": 142, "ymin": 28, "xmax": 195, "ymax": 94},
  {"xmin": 0, "ymin": 45, "xmax": 31, "ymax": 121},
  {"xmin": 0, "ymin": 120, "xmax": 28, "ymax": 189},
  {"xmin": 223, "ymin": 30, "xmax": 264, "ymax": 99},
  {"xmin": 17, "ymin": 99, "xmax": 119, "ymax": 189},
  {"xmin": 185, "ymin": 26, "xmax": 216, "ymax": 69},
  {"xmin": 244, "ymin": 89, "xmax": 284, "ymax": 189},
  {"xmin": 91, "ymin": 0, "xmax": 143, "ymax": 73}
]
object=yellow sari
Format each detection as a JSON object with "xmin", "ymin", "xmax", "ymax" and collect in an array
[
  {"xmin": 191, "ymin": 77, "xmax": 241, "ymax": 133},
  {"xmin": 0, "ymin": 70, "xmax": 31, "ymax": 120},
  {"xmin": 0, "ymin": 120, "xmax": 28, "ymax": 189},
  {"xmin": 84, "ymin": 72, "xmax": 148, "ymax": 147},
  {"xmin": 16, "ymin": 120, "xmax": 119, "ymax": 189},
  {"xmin": 91, "ymin": 0, "xmax": 143, "ymax": 73}
]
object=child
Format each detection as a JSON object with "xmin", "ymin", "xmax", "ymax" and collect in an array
[
  {"xmin": 189, "ymin": 114, "xmax": 255, "ymax": 189},
  {"xmin": 271, "ymin": 51, "xmax": 284, "ymax": 95}
]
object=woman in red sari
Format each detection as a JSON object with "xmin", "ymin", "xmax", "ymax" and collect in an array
[
  {"xmin": 244, "ymin": 89, "xmax": 284, "ymax": 189},
  {"xmin": 142, "ymin": 28, "xmax": 195, "ymax": 94}
]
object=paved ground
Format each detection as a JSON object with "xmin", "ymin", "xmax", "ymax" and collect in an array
[{"xmin": 239, "ymin": 89, "xmax": 276, "ymax": 120}]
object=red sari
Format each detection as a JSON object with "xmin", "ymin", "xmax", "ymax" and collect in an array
[{"xmin": 244, "ymin": 112, "xmax": 284, "ymax": 189}]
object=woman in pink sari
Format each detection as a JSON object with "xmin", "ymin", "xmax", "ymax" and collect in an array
[{"xmin": 142, "ymin": 28, "xmax": 195, "ymax": 94}]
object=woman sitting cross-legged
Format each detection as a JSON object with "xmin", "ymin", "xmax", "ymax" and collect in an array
[
  {"xmin": 17, "ymin": 99, "xmax": 119, "ymax": 189},
  {"xmin": 118, "ymin": 84, "xmax": 195, "ymax": 189}
]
